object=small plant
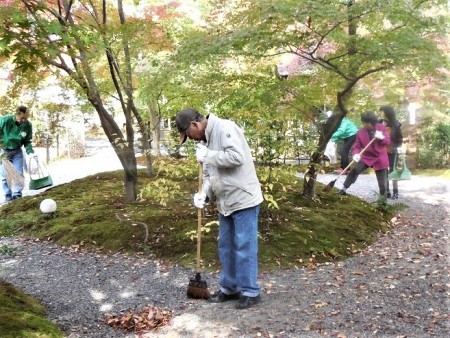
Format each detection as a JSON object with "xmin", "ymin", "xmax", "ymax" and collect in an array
[
  {"xmin": 0, "ymin": 245, "xmax": 17, "ymax": 256},
  {"xmin": 258, "ymin": 165, "xmax": 297, "ymax": 209},
  {"xmin": 185, "ymin": 220, "xmax": 219, "ymax": 240},
  {"xmin": 139, "ymin": 178, "xmax": 182, "ymax": 207},
  {"xmin": 374, "ymin": 194, "xmax": 408, "ymax": 214},
  {"xmin": 139, "ymin": 158, "xmax": 197, "ymax": 206}
]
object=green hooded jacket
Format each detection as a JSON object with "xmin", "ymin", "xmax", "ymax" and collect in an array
[
  {"xmin": 331, "ymin": 117, "xmax": 358, "ymax": 143},
  {"xmin": 0, "ymin": 115, "xmax": 34, "ymax": 154}
]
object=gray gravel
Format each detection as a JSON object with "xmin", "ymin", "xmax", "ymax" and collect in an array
[{"xmin": 1, "ymin": 147, "xmax": 449, "ymax": 337}]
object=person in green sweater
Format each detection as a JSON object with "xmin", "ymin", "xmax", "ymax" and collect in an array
[
  {"xmin": 0, "ymin": 106, "xmax": 35, "ymax": 201},
  {"xmin": 331, "ymin": 117, "xmax": 358, "ymax": 174}
]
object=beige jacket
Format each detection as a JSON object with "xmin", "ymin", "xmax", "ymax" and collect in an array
[{"xmin": 203, "ymin": 113, "xmax": 263, "ymax": 216}]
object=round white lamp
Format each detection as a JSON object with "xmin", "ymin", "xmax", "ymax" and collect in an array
[{"xmin": 40, "ymin": 199, "xmax": 57, "ymax": 214}]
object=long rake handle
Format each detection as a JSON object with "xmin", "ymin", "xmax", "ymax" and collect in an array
[
  {"xmin": 334, "ymin": 137, "xmax": 377, "ymax": 181},
  {"xmin": 196, "ymin": 163, "xmax": 203, "ymax": 271}
]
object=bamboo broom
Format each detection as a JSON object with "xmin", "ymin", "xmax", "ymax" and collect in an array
[
  {"xmin": 186, "ymin": 163, "xmax": 211, "ymax": 299},
  {"xmin": 2, "ymin": 159, "xmax": 25, "ymax": 191}
]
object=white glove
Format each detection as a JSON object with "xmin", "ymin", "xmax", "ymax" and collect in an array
[
  {"xmin": 193, "ymin": 192, "xmax": 206, "ymax": 209},
  {"xmin": 397, "ymin": 147, "xmax": 404, "ymax": 154},
  {"xmin": 196, "ymin": 143, "xmax": 208, "ymax": 163},
  {"xmin": 374, "ymin": 130, "xmax": 384, "ymax": 140},
  {"xmin": 352, "ymin": 153, "xmax": 361, "ymax": 162}
]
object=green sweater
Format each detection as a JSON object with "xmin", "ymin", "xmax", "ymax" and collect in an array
[
  {"xmin": 331, "ymin": 117, "xmax": 358, "ymax": 142},
  {"xmin": 0, "ymin": 115, "xmax": 34, "ymax": 154}
]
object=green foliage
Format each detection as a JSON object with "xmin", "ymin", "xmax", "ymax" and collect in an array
[
  {"xmin": 257, "ymin": 165, "xmax": 297, "ymax": 210},
  {"xmin": 139, "ymin": 157, "xmax": 198, "ymax": 206},
  {"xmin": 374, "ymin": 195, "xmax": 409, "ymax": 215},
  {"xmin": 417, "ymin": 122, "xmax": 450, "ymax": 169},
  {"xmin": 185, "ymin": 220, "xmax": 219, "ymax": 241},
  {"xmin": 0, "ymin": 245, "xmax": 17, "ymax": 256}
]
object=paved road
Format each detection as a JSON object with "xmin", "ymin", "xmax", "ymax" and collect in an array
[{"xmin": 313, "ymin": 172, "xmax": 450, "ymax": 209}]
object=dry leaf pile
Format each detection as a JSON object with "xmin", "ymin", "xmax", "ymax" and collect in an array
[{"xmin": 105, "ymin": 305, "xmax": 172, "ymax": 333}]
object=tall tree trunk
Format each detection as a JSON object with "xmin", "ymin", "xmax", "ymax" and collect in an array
[{"xmin": 92, "ymin": 99, "xmax": 138, "ymax": 202}]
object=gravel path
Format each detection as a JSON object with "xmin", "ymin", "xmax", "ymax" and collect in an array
[{"xmin": 1, "ymin": 147, "xmax": 449, "ymax": 337}]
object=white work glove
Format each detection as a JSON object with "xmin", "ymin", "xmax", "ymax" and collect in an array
[
  {"xmin": 352, "ymin": 153, "xmax": 361, "ymax": 162},
  {"xmin": 193, "ymin": 192, "xmax": 207, "ymax": 209},
  {"xmin": 397, "ymin": 147, "xmax": 404, "ymax": 154},
  {"xmin": 196, "ymin": 143, "xmax": 208, "ymax": 163},
  {"xmin": 374, "ymin": 130, "xmax": 384, "ymax": 140}
]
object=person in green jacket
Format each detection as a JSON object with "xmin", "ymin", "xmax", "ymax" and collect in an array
[
  {"xmin": 0, "ymin": 106, "xmax": 35, "ymax": 201},
  {"xmin": 331, "ymin": 117, "xmax": 358, "ymax": 174}
]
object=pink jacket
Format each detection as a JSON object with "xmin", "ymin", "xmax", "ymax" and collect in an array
[{"xmin": 352, "ymin": 123, "xmax": 391, "ymax": 170}]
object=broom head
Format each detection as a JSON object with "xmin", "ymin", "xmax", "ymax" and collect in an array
[
  {"xmin": 2, "ymin": 159, "xmax": 25, "ymax": 190},
  {"xmin": 322, "ymin": 179, "xmax": 336, "ymax": 192},
  {"xmin": 187, "ymin": 272, "xmax": 211, "ymax": 299}
]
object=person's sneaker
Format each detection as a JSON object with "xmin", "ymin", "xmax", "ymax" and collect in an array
[
  {"xmin": 12, "ymin": 195, "xmax": 21, "ymax": 200},
  {"xmin": 391, "ymin": 193, "xmax": 399, "ymax": 199},
  {"xmin": 337, "ymin": 189, "xmax": 347, "ymax": 195},
  {"xmin": 386, "ymin": 192, "xmax": 392, "ymax": 198},
  {"xmin": 236, "ymin": 295, "xmax": 261, "ymax": 309},
  {"xmin": 4, "ymin": 195, "xmax": 12, "ymax": 202},
  {"xmin": 209, "ymin": 290, "xmax": 241, "ymax": 303}
]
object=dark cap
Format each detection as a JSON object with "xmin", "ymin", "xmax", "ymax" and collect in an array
[
  {"xmin": 360, "ymin": 111, "xmax": 378, "ymax": 125},
  {"xmin": 175, "ymin": 108, "xmax": 201, "ymax": 144}
]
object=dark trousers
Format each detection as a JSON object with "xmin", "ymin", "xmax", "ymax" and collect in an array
[
  {"xmin": 338, "ymin": 135, "xmax": 356, "ymax": 169},
  {"xmin": 387, "ymin": 152, "xmax": 398, "ymax": 194},
  {"xmin": 343, "ymin": 161, "xmax": 388, "ymax": 197}
]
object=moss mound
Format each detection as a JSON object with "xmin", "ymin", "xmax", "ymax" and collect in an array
[
  {"xmin": 0, "ymin": 280, "xmax": 63, "ymax": 338},
  {"xmin": 0, "ymin": 158, "xmax": 392, "ymax": 271}
]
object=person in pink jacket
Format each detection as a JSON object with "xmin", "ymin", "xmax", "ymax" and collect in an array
[{"xmin": 338, "ymin": 112, "xmax": 391, "ymax": 199}]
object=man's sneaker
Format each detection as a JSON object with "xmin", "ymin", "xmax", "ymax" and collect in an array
[
  {"xmin": 386, "ymin": 192, "xmax": 392, "ymax": 198},
  {"xmin": 337, "ymin": 189, "xmax": 347, "ymax": 195},
  {"xmin": 236, "ymin": 295, "xmax": 261, "ymax": 309},
  {"xmin": 391, "ymin": 193, "xmax": 399, "ymax": 199},
  {"xmin": 209, "ymin": 290, "xmax": 241, "ymax": 303},
  {"xmin": 4, "ymin": 195, "xmax": 12, "ymax": 202}
]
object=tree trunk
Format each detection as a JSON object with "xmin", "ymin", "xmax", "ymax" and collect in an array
[
  {"xmin": 302, "ymin": 114, "xmax": 341, "ymax": 198},
  {"xmin": 133, "ymin": 108, "xmax": 154, "ymax": 175},
  {"xmin": 302, "ymin": 0, "xmax": 359, "ymax": 199},
  {"xmin": 92, "ymin": 99, "xmax": 138, "ymax": 202}
]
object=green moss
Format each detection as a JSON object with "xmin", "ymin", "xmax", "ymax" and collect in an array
[
  {"xmin": 0, "ymin": 281, "xmax": 63, "ymax": 338},
  {"xmin": 0, "ymin": 160, "xmax": 393, "ymax": 272}
]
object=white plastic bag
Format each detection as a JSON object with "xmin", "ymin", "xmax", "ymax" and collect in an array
[{"xmin": 324, "ymin": 141, "xmax": 337, "ymax": 164}]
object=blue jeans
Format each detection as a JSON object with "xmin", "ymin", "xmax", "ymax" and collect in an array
[
  {"xmin": 0, "ymin": 149, "xmax": 24, "ymax": 198},
  {"xmin": 218, "ymin": 205, "xmax": 260, "ymax": 297}
]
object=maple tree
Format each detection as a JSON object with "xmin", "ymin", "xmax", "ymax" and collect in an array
[
  {"xmin": 0, "ymin": 0, "xmax": 175, "ymax": 201},
  {"xmin": 173, "ymin": 0, "xmax": 448, "ymax": 198}
]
